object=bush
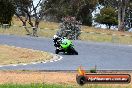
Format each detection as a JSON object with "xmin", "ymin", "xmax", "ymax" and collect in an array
[
  {"xmin": 57, "ymin": 16, "xmax": 81, "ymax": 40},
  {"xmin": 0, "ymin": 0, "xmax": 15, "ymax": 25}
]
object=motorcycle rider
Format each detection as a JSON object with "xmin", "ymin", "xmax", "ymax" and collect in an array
[
  {"xmin": 53, "ymin": 35, "xmax": 62, "ymax": 49},
  {"xmin": 53, "ymin": 35, "xmax": 78, "ymax": 55},
  {"xmin": 53, "ymin": 35, "xmax": 67, "ymax": 50}
]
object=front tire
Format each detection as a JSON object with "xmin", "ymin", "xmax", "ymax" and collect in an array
[{"xmin": 55, "ymin": 49, "xmax": 59, "ymax": 54}]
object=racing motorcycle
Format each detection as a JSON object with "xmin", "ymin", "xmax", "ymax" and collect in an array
[{"xmin": 54, "ymin": 38, "xmax": 78, "ymax": 55}]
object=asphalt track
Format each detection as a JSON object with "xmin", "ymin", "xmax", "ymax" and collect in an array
[{"xmin": 0, "ymin": 34, "xmax": 132, "ymax": 70}]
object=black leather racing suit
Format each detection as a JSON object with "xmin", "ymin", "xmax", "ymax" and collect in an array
[{"xmin": 53, "ymin": 37, "xmax": 61, "ymax": 48}]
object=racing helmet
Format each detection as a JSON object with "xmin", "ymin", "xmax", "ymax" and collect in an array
[{"xmin": 53, "ymin": 35, "xmax": 58, "ymax": 39}]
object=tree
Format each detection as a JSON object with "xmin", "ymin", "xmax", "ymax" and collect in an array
[
  {"xmin": 98, "ymin": 0, "xmax": 131, "ymax": 31},
  {"xmin": 0, "ymin": 0, "xmax": 15, "ymax": 25},
  {"xmin": 117, "ymin": 0, "xmax": 129, "ymax": 31},
  {"xmin": 95, "ymin": 7, "xmax": 118, "ymax": 29},
  {"xmin": 14, "ymin": 0, "xmax": 32, "ymax": 35},
  {"xmin": 42, "ymin": 0, "xmax": 98, "ymax": 26},
  {"xmin": 14, "ymin": 0, "xmax": 51, "ymax": 36}
]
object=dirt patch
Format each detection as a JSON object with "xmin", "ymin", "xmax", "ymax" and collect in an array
[
  {"xmin": 0, "ymin": 71, "xmax": 76, "ymax": 85},
  {"xmin": 0, "ymin": 71, "xmax": 131, "ymax": 87},
  {"xmin": 0, "ymin": 45, "xmax": 52, "ymax": 65}
]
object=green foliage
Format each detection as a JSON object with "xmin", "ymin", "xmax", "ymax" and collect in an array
[
  {"xmin": 0, "ymin": 0, "xmax": 15, "ymax": 25},
  {"xmin": 14, "ymin": 0, "xmax": 32, "ymax": 16},
  {"xmin": 95, "ymin": 7, "xmax": 118, "ymax": 29},
  {"xmin": 90, "ymin": 69, "xmax": 97, "ymax": 73},
  {"xmin": 57, "ymin": 16, "xmax": 81, "ymax": 40},
  {"xmin": 42, "ymin": 0, "xmax": 98, "ymax": 26}
]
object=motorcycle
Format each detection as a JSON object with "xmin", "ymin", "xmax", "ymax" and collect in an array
[{"xmin": 55, "ymin": 38, "xmax": 78, "ymax": 55}]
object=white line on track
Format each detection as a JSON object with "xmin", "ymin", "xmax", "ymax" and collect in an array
[
  {"xmin": 0, "ymin": 45, "xmax": 63, "ymax": 68},
  {"xmin": 128, "ymin": 45, "xmax": 132, "ymax": 47},
  {"xmin": 12, "ymin": 65, "xmax": 17, "ymax": 66},
  {"xmin": 22, "ymin": 64, "xmax": 27, "ymax": 66},
  {"xmin": 43, "ymin": 62, "xmax": 47, "ymax": 63},
  {"xmin": 50, "ymin": 60, "xmax": 54, "ymax": 62}
]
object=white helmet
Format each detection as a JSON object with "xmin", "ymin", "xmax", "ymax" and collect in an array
[{"xmin": 53, "ymin": 35, "xmax": 58, "ymax": 39}]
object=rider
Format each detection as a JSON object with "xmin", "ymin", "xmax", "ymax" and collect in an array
[
  {"xmin": 53, "ymin": 35, "xmax": 62, "ymax": 48},
  {"xmin": 53, "ymin": 35, "xmax": 67, "ymax": 49}
]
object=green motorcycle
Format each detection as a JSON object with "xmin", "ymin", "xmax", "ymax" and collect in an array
[{"xmin": 55, "ymin": 38, "xmax": 78, "ymax": 55}]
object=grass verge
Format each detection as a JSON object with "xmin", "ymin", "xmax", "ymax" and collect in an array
[
  {"xmin": 0, "ymin": 84, "xmax": 73, "ymax": 88},
  {"xmin": 0, "ymin": 45, "xmax": 52, "ymax": 65},
  {"xmin": 0, "ymin": 71, "xmax": 131, "ymax": 88},
  {"xmin": 0, "ymin": 83, "xmax": 131, "ymax": 88}
]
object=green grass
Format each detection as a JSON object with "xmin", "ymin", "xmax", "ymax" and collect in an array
[
  {"xmin": 0, "ymin": 84, "xmax": 131, "ymax": 88},
  {"xmin": 0, "ymin": 84, "xmax": 73, "ymax": 88}
]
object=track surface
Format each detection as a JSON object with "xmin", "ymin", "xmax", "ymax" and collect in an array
[{"xmin": 0, "ymin": 35, "xmax": 132, "ymax": 70}]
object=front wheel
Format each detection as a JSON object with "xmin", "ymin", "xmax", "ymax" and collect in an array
[{"xmin": 55, "ymin": 49, "xmax": 59, "ymax": 54}]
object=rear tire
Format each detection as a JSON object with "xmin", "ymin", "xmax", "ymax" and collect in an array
[
  {"xmin": 74, "ymin": 50, "xmax": 78, "ymax": 55},
  {"xmin": 70, "ymin": 47, "xmax": 78, "ymax": 55}
]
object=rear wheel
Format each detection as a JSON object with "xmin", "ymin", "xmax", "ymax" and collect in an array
[
  {"xmin": 69, "ymin": 47, "xmax": 78, "ymax": 55},
  {"xmin": 74, "ymin": 50, "xmax": 78, "ymax": 55}
]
